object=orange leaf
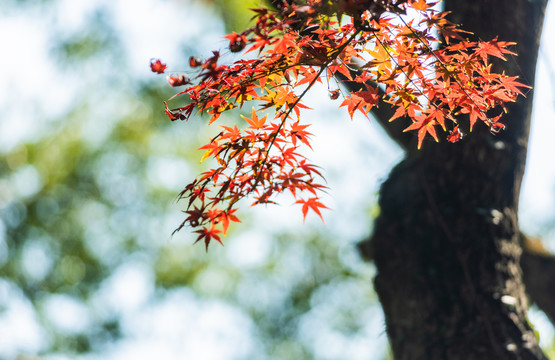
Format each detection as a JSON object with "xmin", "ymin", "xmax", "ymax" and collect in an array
[
  {"xmin": 403, "ymin": 115, "xmax": 439, "ymax": 149},
  {"xmin": 340, "ymin": 89, "xmax": 378, "ymax": 119},
  {"xmin": 194, "ymin": 225, "xmax": 223, "ymax": 251},
  {"xmin": 240, "ymin": 108, "xmax": 268, "ymax": 129},
  {"xmin": 198, "ymin": 141, "xmax": 222, "ymax": 162},
  {"xmin": 219, "ymin": 209, "xmax": 241, "ymax": 235},
  {"xmin": 295, "ymin": 197, "xmax": 329, "ymax": 222}
]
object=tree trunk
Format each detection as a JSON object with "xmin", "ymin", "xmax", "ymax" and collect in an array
[{"xmin": 361, "ymin": 0, "xmax": 550, "ymax": 359}]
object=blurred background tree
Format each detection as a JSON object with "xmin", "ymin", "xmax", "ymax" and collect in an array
[{"xmin": 0, "ymin": 0, "xmax": 554, "ymax": 359}]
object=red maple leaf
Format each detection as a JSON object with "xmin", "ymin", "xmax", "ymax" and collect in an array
[
  {"xmin": 194, "ymin": 225, "xmax": 223, "ymax": 250},
  {"xmin": 150, "ymin": 59, "xmax": 167, "ymax": 74},
  {"xmin": 404, "ymin": 115, "xmax": 439, "ymax": 149},
  {"xmin": 295, "ymin": 197, "xmax": 329, "ymax": 222},
  {"xmin": 240, "ymin": 108, "xmax": 268, "ymax": 129},
  {"xmin": 289, "ymin": 121, "xmax": 312, "ymax": 148},
  {"xmin": 340, "ymin": 88, "xmax": 379, "ymax": 119},
  {"xmin": 475, "ymin": 39, "xmax": 516, "ymax": 62},
  {"xmin": 218, "ymin": 209, "xmax": 241, "ymax": 235}
]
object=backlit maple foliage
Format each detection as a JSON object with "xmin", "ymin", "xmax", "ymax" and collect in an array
[{"xmin": 152, "ymin": 0, "xmax": 528, "ymax": 249}]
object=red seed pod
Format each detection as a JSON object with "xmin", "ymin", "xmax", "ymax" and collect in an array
[
  {"xmin": 164, "ymin": 102, "xmax": 186, "ymax": 121},
  {"xmin": 447, "ymin": 125, "xmax": 463, "ymax": 143},
  {"xmin": 189, "ymin": 56, "xmax": 202, "ymax": 67},
  {"xmin": 329, "ymin": 89, "xmax": 340, "ymax": 100},
  {"xmin": 167, "ymin": 74, "xmax": 191, "ymax": 87},
  {"xmin": 489, "ymin": 122, "xmax": 505, "ymax": 134},
  {"xmin": 224, "ymin": 32, "xmax": 247, "ymax": 53},
  {"xmin": 284, "ymin": 71, "xmax": 291, "ymax": 84}
]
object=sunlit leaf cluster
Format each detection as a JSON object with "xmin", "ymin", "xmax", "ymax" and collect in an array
[{"xmin": 153, "ymin": 0, "xmax": 528, "ymax": 248}]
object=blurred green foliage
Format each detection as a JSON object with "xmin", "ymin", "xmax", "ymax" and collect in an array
[
  {"xmin": 0, "ymin": 1, "xmax": 387, "ymax": 359},
  {"xmin": 202, "ymin": 0, "xmax": 264, "ymax": 32}
]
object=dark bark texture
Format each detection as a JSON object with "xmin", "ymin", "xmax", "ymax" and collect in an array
[{"xmin": 359, "ymin": 0, "xmax": 551, "ymax": 359}]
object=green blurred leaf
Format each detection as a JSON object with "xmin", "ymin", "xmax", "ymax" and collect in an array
[{"xmin": 202, "ymin": 0, "xmax": 268, "ymax": 33}]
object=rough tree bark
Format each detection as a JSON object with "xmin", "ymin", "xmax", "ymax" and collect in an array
[{"xmin": 356, "ymin": 0, "xmax": 551, "ymax": 359}]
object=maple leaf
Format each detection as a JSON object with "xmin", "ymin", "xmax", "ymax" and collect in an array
[
  {"xmin": 194, "ymin": 225, "xmax": 223, "ymax": 250},
  {"xmin": 328, "ymin": 61, "xmax": 353, "ymax": 80},
  {"xmin": 488, "ymin": 115, "xmax": 505, "ymax": 134},
  {"xmin": 298, "ymin": 160, "xmax": 324, "ymax": 179},
  {"xmin": 150, "ymin": 59, "xmax": 167, "ymax": 74},
  {"xmin": 240, "ymin": 108, "xmax": 268, "ymax": 129},
  {"xmin": 492, "ymin": 88, "xmax": 516, "ymax": 103},
  {"xmin": 296, "ymin": 66, "xmax": 320, "ymax": 86},
  {"xmin": 289, "ymin": 121, "xmax": 312, "ymax": 148},
  {"xmin": 198, "ymin": 141, "xmax": 222, "ymax": 163},
  {"xmin": 271, "ymin": 33, "xmax": 298, "ymax": 54},
  {"xmin": 498, "ymin": 75, "xmax": 529, "ymax": 96},
  {"xmin": 296, "ymin": 197, "xmax": 329, "ymax": 223},
  {"xmin": 218, "ymin": 209, "xmax": 241, "ymax": 235},
  {"xmin": 340, "ymin": 88, "xmax": 379, "ymax": 119},
  {"xmin": 462, "ymin": 105, "xmax": 487, "ymax": 131},
  {"xmin": 475, "ymin": 39, "xmax": 516, "ymax": 62},
  {"xmin": 389, "ymin": 105, "xmax": 407, "ymax": 122},
  {"xmin": 260, "ymin": 86, "xmax": 302, "ymax": 111},
  {"xmin": 220, "ymin": 124, "xmax": 242, "ymax": 142},
  {"xmin": 410, "ymin": 0, "xmax": 436, "ymax": 11},
  {"xmin": 364, "ymin": 44, "xmax": 392, "ymax": 75},
  {"xmin": 428, "ymin": 108, "xmax": 446, "ymax": 130},
  {"xmin": 403, "ymin": 115, "xmax": 439, "ymax": 149}
]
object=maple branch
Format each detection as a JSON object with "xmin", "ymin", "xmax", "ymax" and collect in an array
[
  {"xmin": 396, "ymin": 17, "xmax": 493, "ymax": 127},
  {"xmin": 252, "ymin": 30, "xmax": 361, "ymax": 189},
  {"xmin": 371, "ymin": 31, "xmax": 461, "ymax": 131},
  {"xmin": 158, "ymin": 1, "xmax": 529, "ymax": 247}
]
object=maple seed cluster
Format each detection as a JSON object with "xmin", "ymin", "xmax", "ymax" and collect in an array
[{"xmin": 152, "ymin": 0, "xmax": 528, "ymax": 249}]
